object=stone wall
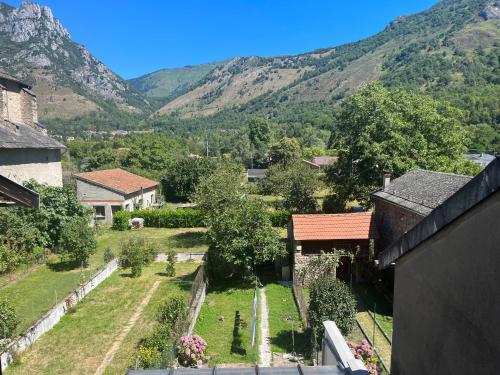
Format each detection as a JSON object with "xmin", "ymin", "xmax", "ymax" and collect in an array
[
  {"xmin": 0, "ymin": 258, "xmax": 119, "ymax": 372},
  {"xmin": 0, "ymin": 149, "xmax": 63, "ymax": 187},
  {"xmin": 20, "ymin": 88, "xmax": 37, "ymax": 125},
  {"xmin": 373, "ymin": 198, "xmax": 424, "ymax": 252}
]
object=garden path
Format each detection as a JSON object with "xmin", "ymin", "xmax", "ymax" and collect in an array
[
  {"xmin": 93, "ymin": 280, "xmax": 161, "ymax": 375},
  {"xmin": 259, "ymin": 287, "xmax": 271, "ymax": 366}
]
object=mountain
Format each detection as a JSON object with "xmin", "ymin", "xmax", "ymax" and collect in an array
[
  {"xmin": 128, "ymin": 62, "xmax": 222, "ymax": 105},
  {"xmin": 153, "ymin": 0, "xmax": 499, "ymax": 126},
  {"xmin": 0, "ymin": 1, "xmax": 149, "ymax": 119}
]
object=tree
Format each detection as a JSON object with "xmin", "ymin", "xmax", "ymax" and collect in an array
[
  {"xmin": 162, "ymin": 157, "xmax": 215, "ymax": 202},
  {"xmin": 327, "ymin": 83, "xmax": 481, "ymax": 208},
  {"xmin": 120, "ymin": 238, "xmax": 157, "ymax": 277},
  {"xmin": 59, "ymin": 217, "xmax": 97, "ymax": 266},
  {"xmin": 206, "ymin": 200, "xmax": 286, "ymax": 279},
  {"xmin": 192, "ymin": 164, "xmax": 242, "ymax": 219},
  {"xmin": 248, "ymin": 116, "xmax": 273, "ymax": 167},
  {"xmin": 309, "ymin": 276, "xmax": 357, "ymax": 342},
  {"xmin": 268, "ymin": 137, "xmax": 301, "ymax": 167},
  {"xmin": 260, "ymin": 162, "xmax": 321, "ymax": 213},
  {"xmin": 0, "ymin": 298, "xmax": 19, "ymax": 339}
]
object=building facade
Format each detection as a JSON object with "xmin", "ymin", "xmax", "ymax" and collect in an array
[
  {"xmin": 0, "ymin": 70, "xmax": 64, "ymax": 186},
  {"xmin": 75, "ymin": 168, "xmax": 158, "ymax": 224},
  {"xmin": 379, "ymin": 157, "xmax": 500, "ymax": 374}
]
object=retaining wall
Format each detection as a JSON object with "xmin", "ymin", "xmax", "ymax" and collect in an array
[{"xmin": 0, "ymin": 258, "xmax": 119, "ymax": 371}]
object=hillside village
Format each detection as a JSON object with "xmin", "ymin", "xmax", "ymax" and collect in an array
[{"xmin": 0, "ymin": 0, "xmax": 499, "ymax": 375}]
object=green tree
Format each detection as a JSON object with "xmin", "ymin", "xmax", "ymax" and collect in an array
[
  {"xmin": 162, "ymin": 157, "xmax": 216, "ymax": 202},
  {"xmin": 268, "ymin": 137, "xmax": 301, "ymax": 167},
  {"xmin": 192, "ymin": 164, "xmax": 242, "ymax": 219},
  {"xmin": 261, "ymin": 162, "xmax": 321, "ymax": 213},
  {"xmin": 206, "ymin": 200, "xmax": 285, "ymax": 279},
  {"xmin": 248, "ymin": 116, "xmax": 273, "ymax": 167},
  {"xmin": 309, "ymin": 276, "xmax": 357, "ymax": 342},
  {"xmin": 469, "ymin": 124, "xmax": 499, "ymax": 153},
  {"xmin": 327, "ymin": 83, "xmax": 481, "ymax": 208},
  {"xmin": 0, "ymin": 298, "xmax": 19, "ymax": 339},
  {"xmin": 59, "ymin": 217, "xmax": 97, "ymax": 266}
]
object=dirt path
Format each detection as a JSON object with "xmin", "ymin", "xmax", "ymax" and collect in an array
[
  {"xmin": 259, "ymin": 287, "xmax": 271, "ymax": 366},
  {"xmin": 93, "ymin": 280, "xmax": 161, "ymax": 375}
]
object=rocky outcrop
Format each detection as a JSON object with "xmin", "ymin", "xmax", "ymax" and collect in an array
[
  {"xmin": 481, "ymin": 1, "xmax": 500, "ymax": 19},
  {"xmin": 0, "ymin": 1, "xmax": 147, "ymax": 114}
]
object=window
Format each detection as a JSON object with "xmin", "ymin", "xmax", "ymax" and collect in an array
[
  {"xmin": 111, "ymin": 206, "xmax": 122, "ymax": 214},
  {"xmin": 94, "ymin": 206, "xmax": 105, "ymax": 218}
]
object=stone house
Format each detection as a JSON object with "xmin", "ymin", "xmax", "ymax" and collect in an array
[
  {"xmin": 0, "ymin": 69, "xmax": 64, "ymax": 186},
  {"xmin": 246, "ymin": 168, "xmax": 267, "ymax": 183},
  {"xmin": 288, "ymin": 212, "xmax": 379, "ymax": 283},
  {"xmin": 74, "ymin": 168, "xmax": 159, "ymax": 224},
  {"xmin": 379, "ymin": 157, "xmax": 500, "ymax": 374},
  {"xmin": 371, "ymin": 169, "xmax": 472, "ymax": 253}
]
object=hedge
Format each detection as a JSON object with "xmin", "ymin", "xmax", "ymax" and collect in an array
[{"xmin": 112, "ymin": 208, "xmax": 290, "ymax": 230}]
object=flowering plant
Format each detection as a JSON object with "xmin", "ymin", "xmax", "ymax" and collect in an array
[
  {"xmin": 177, "ymin": 335, "xmax": 207, "ymax": 367},
  {"xmin": 348, "ymin": 340, "xmax": 382, "ymax": 375}
]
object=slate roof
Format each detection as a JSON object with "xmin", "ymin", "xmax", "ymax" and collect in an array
[
  {"xmin": 247, "ymin": 169, "xmax": 267, "ymax": 178},
  {"xmin": 0, "ymin": 120, "xmax": 65, "ymax": 149},
  {"xmin": 379, "ymin": 157, "xmax": 500, "ymax": 268},
  {"xmin": 292, "ymin": 212, "xmax": 379, "ymax": 241},
  {"xmin": 0, "ymin": 68, "xmax": 29, "ymax": 87},
  {"xmin": 371, "ymin": 169, "xmax": 472, "ymax": 216},
  {"xmin": 312, "ymin": 156, "xmax": 338, "ymax": 167},
  {"xmin": 74, "ymin": 168, "xmax": 158, "ymax": 195}
]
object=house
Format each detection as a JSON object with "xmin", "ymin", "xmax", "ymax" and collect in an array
[
  {"xmin": 74, "ymin": 168, "xmax": 159, "ymax": 224},
  {"xmin": 371, "ymin": 169, "xmax": 471, "ymax": 252},
  {"xmin": 378, "ymin": 157, "xmax": 500, "ymax": 374},
  {"xmin": 246, "ymin": 168, "xmax": 267, "ymax": 183},
  {"xmin": 289, "ymin": 212, "xmax": 378, "ymax": 283},
  {"xmin": 0, "ymin": 69, "xmax": 64, "ymax": 186},
  {"xmin": 310, "ymin": 156, "xmax": 338, "ymax": 170},
  {"xmin": 0, "ymin": 174, "xmax": 39, "ymax": 208},
  {"xmin": 302, "ymin": 159, "xmax": 321, "ymax": 170},
  {"xmin": 465, "ymin": 152, "xmax": 495, "ymax": 168}
]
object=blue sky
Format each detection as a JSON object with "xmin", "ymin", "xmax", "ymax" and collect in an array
[{"xmin": 9, "ymin": 0, "xmax": 439, "ymax": 79}]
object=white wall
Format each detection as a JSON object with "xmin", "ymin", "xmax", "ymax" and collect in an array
[{"xmin": 0, "ymin": 149, "xmax": 62, "ymax": 187}]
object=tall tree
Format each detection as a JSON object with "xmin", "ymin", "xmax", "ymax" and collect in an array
[
  {"xmin": 268, "ymin": 137, "xmax": 301, "ymax": 167},
  {"xmin": 248, "ymin": 116, "xmax": 272, "ymax": 167},
  {"xmin": 327, "ymin": 83, "xmax": 480, "ymax": 207}
]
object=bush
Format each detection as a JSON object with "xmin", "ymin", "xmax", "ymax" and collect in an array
[
  {"xmin": 156, "ymin": 295, "xmax": 188, "ymax": 334},
  {"xmin": 120, "ymin": 238, "xmax": 157, "ymax": 278},
  {"xmin": 349, "ymin": 340, "xmax": 382, "ymax": 375},
  {"xmin": 268, "ymin": 209, "xmax": 290, "ymax": 227},
  {"xmin": 136, "ymin": 346, "xmax": 160, "ymax": 369},
  {"xmin": 177, "ymin": 335, "xmax": 207, "ymax": 367},
  {"xmin": 112, "ymin": 211, "xmax": 130, "ymax": 231},
  {"xmin": 309, "ymin": 276, "xmax": 357, "ymax": 342},
  {"xmin": 59, "ymin": 217, "xmax": 97, "ymax": 266},
  {"xmin": 0, "ymin": 244, "xmax": 22, "ymax": 274},
  {"xmin": 164, "ymin": 250, "xmax": 176, "ymax": 277},
  {"xmin": 0, "ymin": 298, "xmax": 19, "ymax": 339},
  {"xmin": 103, "ymin": 247, "xmax": 115, "ymax": 263}
]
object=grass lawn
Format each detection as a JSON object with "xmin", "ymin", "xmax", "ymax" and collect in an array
[
  {"xmin": 265, "ymin": 282, "xmax": 309, "ymax": 357},
  {"xmin": 194, "ymin": 279, "xmax": 258, "ymax": 366},
  {"xmin": 6, "ymin": 261, "xmax": 199, "ymax": 375},
  {"xmin": 97, "ymin": 227, "xmax": 208, "ymax": 254},
  {"xmin": 353, "ymin": 284, "xmax": 393, "ymax": 337}
]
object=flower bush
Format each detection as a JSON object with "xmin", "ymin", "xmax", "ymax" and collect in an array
[
  {"xmin": 349, "ymin": 340, "xmax": 382, "ymax": 375},
  {"xmin": 177, "ymin": 335, "xmax": 207, "ymax": 367}
]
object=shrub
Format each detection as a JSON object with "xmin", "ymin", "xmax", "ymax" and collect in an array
[
  {"xmin": 142, "ymin": 324, "xmax": 172, "ymax": 352},
  {"xmin": 103, "ymin": 247, "xmax": 115, "ymax": 263},
  {"xmin": 0, "ymin": 298, "xmax": 19, "ymax": 339},
  {"xmin": 349, "ymin": 340, "xmax": 382, "ymax": 375},
  {"xmin": 120, "ymin": 238, "xmax": 157, "ymax": 278},
  {"xmin": 137, "ymin": 346, "xmax": 160, "ymax": 369},
  {"xmin": 164, "ymin": 250, "xmax": 176, "ymax": 277},
  {"xmin": 59, "ymin": 217, "xmax": 97, "ymax": 266},
  {"xmin": 112, "ymin": 211, "xmax": 130, "ymax": 231},
  {"xmin": 177, "ymin": 335, "xmax": 207, "ymax": 367},
  {"xmin": 309, "ymin": 276, "xmax": 357, "ymax": 342},
  {"xmin": 157, "ymin": 295, "xmax": 188, "ymax": 334},
  {"xmin": 0, "ymin": 244, "xmax": 22, "ymax": 274},
  {"xmin": 268, "ymin": 209, "xmax": 290, "ymax": 227}
]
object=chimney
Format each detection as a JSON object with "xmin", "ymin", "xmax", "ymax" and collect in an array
[{"xmin": 383, "ymin": 172, "xmax": 391, "ymax": 189}]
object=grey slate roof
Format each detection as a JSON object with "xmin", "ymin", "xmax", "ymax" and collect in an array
[
  {"xmin": 379, "ymin": 157, "xmax": 500, "ymax": 268},
  {"xmin": 371, "ymin": 169, "xmax": 472, "ymax": 216},
  {"xmin": 0, "ymin": 68, "xmax": 30, "ymax": 87},
  {"xmin": 247, "ymin": 169, "xmax": 268, "ymax": 178},
  {"xmin": 0, "ymin": 120, "xmax": 64, "ymax": 149}
]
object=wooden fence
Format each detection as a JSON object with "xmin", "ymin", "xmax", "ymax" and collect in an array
[
  {"xmin": 292, "ymin": 279, "xmax": 310, "ymax": 328},
  {"xmin": 187, "ymin": 265, "xmax": 207, "ymax": 335}
]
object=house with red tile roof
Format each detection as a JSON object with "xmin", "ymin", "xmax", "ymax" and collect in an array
[
  {"xmin": 287, "ymin": 212, "xmax": 378, "ymax": 283},
  {"xmin": 74, "ymin": 168, "xmax": 159, "ymax": 224}
]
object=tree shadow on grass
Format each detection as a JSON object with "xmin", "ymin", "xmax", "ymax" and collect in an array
[
  {"xmin": 165, "ymin": 231, "xmax": 207, "ymax": 249},
  {"xmin": 230, "ymin": 310, "xmax": 247, "ymax": 356},
  {"xmin": 270, "ymin": 328, "xmax": 311, "ymax": 357},
  {"xmin": 119, "ymin": 272, "xmax": 135, "ymax": 278},
  {"xmin": 47, "ymin": 260, "xmax": 80, "ymax": 272}
]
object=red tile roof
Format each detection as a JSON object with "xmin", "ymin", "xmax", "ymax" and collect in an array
[
  {"xmin": 292, "ymin": 212, "xmax": 378, "ymax": 241},
  {"xmin": 74, "ymin": 168, "xmax": 158, "ymax": 195}
]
